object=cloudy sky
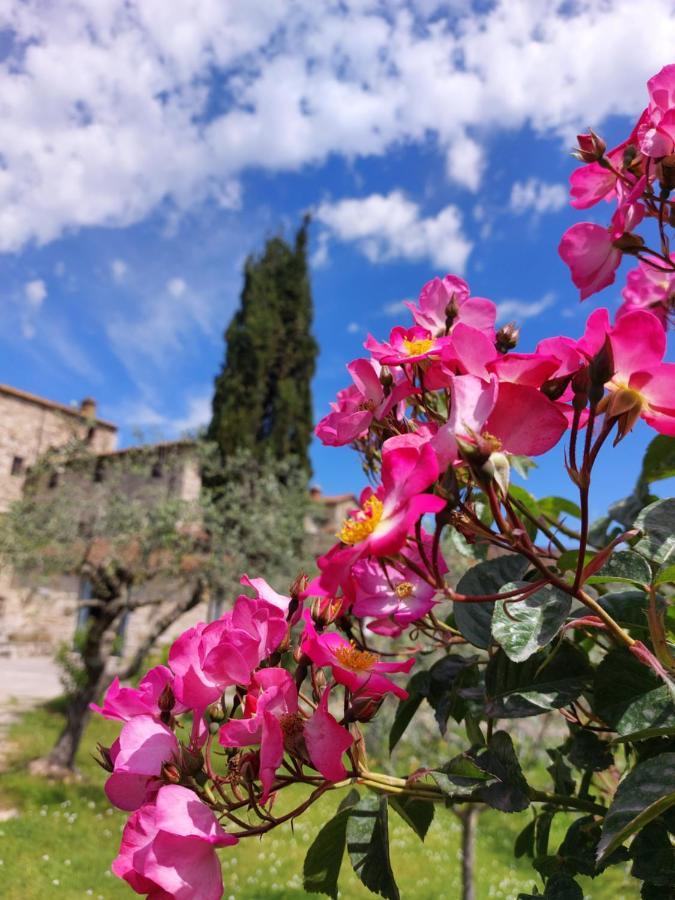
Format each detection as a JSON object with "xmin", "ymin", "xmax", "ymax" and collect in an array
[{"xmin": 2, "ymin": 0, "xmax": 674, "ymax": 512}]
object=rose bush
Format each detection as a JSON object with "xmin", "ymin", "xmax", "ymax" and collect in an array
[{"xmin": 94, "ymin": 65, "xmax": 675, "ymax": 899}]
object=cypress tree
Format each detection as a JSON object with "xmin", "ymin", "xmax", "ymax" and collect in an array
[{"xmin": 207, "ymin": 217, "xmax": 318, "ymax": 474}]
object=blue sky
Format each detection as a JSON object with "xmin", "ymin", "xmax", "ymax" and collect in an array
[{"xmin": 1, "ymin": 1, "xmax": 674, "ymax": 519}]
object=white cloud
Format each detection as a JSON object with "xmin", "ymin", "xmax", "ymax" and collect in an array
[
  {"xmin": 346, "ymin": 321, "xmax": 361, "ymax": 334},
  {"xmin": 110, "ymin": 259, "xmax": 128, "ymax": 282},
  {"xmin": 509, "ymin": 179, "xmax": 568, "ymax": 215},
  {"xmin": 113, "ymin": 388, "xmax": 212, "ymax": 436},
  {"xmin": 167, "ymin": 277, "xmax": 187, "ymax": 298},
  {"xmin": 445, "ymin": 133, "xmax": 484, "ymax": 192},
  {"xmin": 381, "ymin": 299, "xmax": 410, "ymax": 317},
  {"xmin": 0, "ymin": 1, "xmax": 673, "ymax": 252},
  {"xmin": 317, "ymin": 191, "xmax": 472, "ymax": 272},
  {"xmin": 24, "ymin": 279, "xmax": 46, "ymax": 308},
  {"xmin": 495, "ymin": 292, "xmax": 556, "ymax": 323}
]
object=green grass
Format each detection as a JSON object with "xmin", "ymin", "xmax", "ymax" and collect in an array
[{"xmin": 0, "ymin": 702, "xmax": 639, "ymax": 900}]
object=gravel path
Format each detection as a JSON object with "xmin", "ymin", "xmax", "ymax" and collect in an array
[{"xmin": 0, "ymin": 656, "xmax": 62, "ymax": 765}]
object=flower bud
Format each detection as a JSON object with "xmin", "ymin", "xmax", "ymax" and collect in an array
[
  {"xmin": 658, "ymin": 154, "xmax": 675, "ymax": 192},
  {"xmin": 495, "ymin": 322, "xmax": 520, "ymax": 354},
  {"xmin": 541, "ymin": 373, "xmax": 572, "ymax": 401},
  {"xmin": 347, "ymin": 693, "xmax": 384, "ymax": 723},
  {"xmin": 479, "ymin": 451, "xmax": 510, "ymax": 497},
  {"xmin": 206, "ymin": 700, "xmax": 226, "ymax": 723},
  {"xmin": 379, "ymin": 365, "xmax": 393, "ymax": 393},
  {"xmin": 94, "ymin": 742, "xmax": 114, "ymax": 773},
  {"xmin": 310, "ymin": 595, "xmax": 342, "ymax": 628},
  {"xmin": 444, "ymin": 296, "xmax": 459, "ymax": 332},
  {"xmin": 588, "ymin": 336, "xmax": 614, "ymax": 406},
  {"xmin": 612, "ymin": 232, "xmax": 645, "ymax": 255},
  {"xmin": 571, "ymin": 367, "xmax": 590, "ymax": 411},
  {"xmin": 573, "ymin": 128, "xmax": 606, "ymax": 163},
  {"xmin": 161, "ymin": 762, "xmax": 181, "ymax": 784},
  {"xmin": 289, "ymin": 572, "xmax": 309, "ymax": 600},
  {"xmin": 158, "ymin": 683, "xmax": 175, "ymax": 713}
]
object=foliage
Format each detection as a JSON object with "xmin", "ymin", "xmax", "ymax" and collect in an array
[{"xmin": 207, "ymin": 217, "xmax": 318, "ymax": 474}]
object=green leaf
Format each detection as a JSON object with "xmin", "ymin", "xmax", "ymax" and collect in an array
[
  {"xmin": 633, "ymin": 498, "xmax": 675, "ymax": 567},
  {"xmin": 471, "ymin": 731, "xmax": 531, "ymax": 812},
  {"xmin": 492, "ymin": 583, "xmax": 571, "ymax": 662},
  {"xmin": 431, "ymin": 754, "xmax": 498, "ymax": 798},
  {"xmin": 585, "ymin": 550, "xmax": 652, "ymax": 587},
  {"xmin": 388, "ymin": 796, "xmax": 434, "ymax": 841},
  {"xmin": 508, "ymin": 485, "xmax": 540, "ymax": 540},
  {"xmin": 539, "ymin": 496, "xmax": 581, "ymax": 520},
  {"xmin": 630, "ymin": 818, "xmax": 675, "ymax": 886},
  {"xmin": 594, "ymin": 590, "xmax": 653, "ymax": 640},
  {"xmin": 453, "ymin": 554, "xmax": 529, "ymax": 649},
  {"xmin": 546, "ymin": 749, "xmax": 574, "ymax": 797},
  {"xmin": 594, "ymin": 648, "xmax": 675, "ymax": 740},
  {"xmin": 597, "ymin": 752, "xmax": 675, "ymax": 862},
  {"xmin": 566, "ymin": 730, "xmax": 613, "ymax": 773},
  {"xmin": 514, "ymin": 818, "xmax": 536, "ymax": 858},
  {"xmin": 654, "ymin": 563, "xmax": 675, "ymax": 586},
  {"xmin": 640, "ymin": 434, "xmax": 675, "ymax": 484},
  {"xmin": 510, "ymin": 454, "xmax": 538, "ymax": 478},
  {"xmin": 303, "ymin": 809, "xmax": 350, "ymax": 898},
  {"xmin": 388, "ymin": 670, "xmax": 430, "ymax": 753},
  {"xmin": 555, "ymin": 549, "xmax": 592, "ymax": 573},
  {"xmin": 542, "ymin": 874, "xmax": 584, "ymax": 899},
  {"xmin": 485, "ymin": 641, "xmax": 591, "ymax": 718},
  {"xmin": 426, "ymin": 654, "xmax": 479, "ymax": 735},
  {"xmin": 346, "ymin": 793, "xmax": 400, "ymax": 900}
]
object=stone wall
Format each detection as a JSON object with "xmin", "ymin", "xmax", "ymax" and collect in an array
[{"xmin": 0, "ymin": 386, "xmax": 117, "ymax": 512}]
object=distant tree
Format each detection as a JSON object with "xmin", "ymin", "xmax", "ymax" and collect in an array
[
  {"xmin": 207, "ymin": 217, "xmax": 318, "ymax": 475},
  {"xmin": 0, "ymin": 441, "xmax": 309, "ymax": 771}
]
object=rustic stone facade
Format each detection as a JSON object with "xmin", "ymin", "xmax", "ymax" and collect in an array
[
  {"xmin": 0, "ymin": 383, "xmax": 355, "ymax": 664},
  {"xmin": 0, "ymin": 384, "xmax": 117, "ymax": 513}
]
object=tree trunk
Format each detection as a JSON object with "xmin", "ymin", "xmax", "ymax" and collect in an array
[
  {"xmin": 47, "ymin": 577, "xmax": 208, "ymax": 769},
  {"xmin": 47, "ymin": 669, "xmax": 111, "ymax": 769},
  {"xmin": 47, "ymin": 583, "xmax": 123, "ymax": 770},
  {"xmin": 459, "ymin": 805, "xmax": 478, "ymax": 900}
]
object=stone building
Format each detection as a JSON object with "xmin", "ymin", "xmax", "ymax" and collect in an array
[{"xmin": 0, "ymin": 383, "xmax": 355, "ymax": 663}]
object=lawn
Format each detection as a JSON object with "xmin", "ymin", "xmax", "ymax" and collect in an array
[{"xmin": 0, "ymin": 700, "xmax": 639, "ymax": 900}]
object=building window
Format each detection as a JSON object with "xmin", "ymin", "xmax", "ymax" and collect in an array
[
  {"xmin": 93, "ymin": 459, "xmax": 106, "ymax": 483},
  {"xmin": 75, "ymin": 578, "xmax": 130, "ymax": 656},
  {"xmin": 48, "ymin": 470, "xmax": 60, "ymax": 489},
  {"xmin": 75, "ymin": 578, "xmax": 93, "ymax": 634},
  {"xmin": 10, "ymin": 456, "xmax": 24, "ymax": 476}
]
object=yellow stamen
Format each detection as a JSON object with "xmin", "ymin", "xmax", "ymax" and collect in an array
[
  {"xmin": 402, "ymin": 338, "xmax": 434, "ymax": 356},
  {"xmin": 334, "ymin": 643, "xmax": 380, "ymax": 671},
  {"xmin": 394, "ymin": 581, "xmax": 414, "ymax": 599},
  {"xmin": 338, "ymin": 494, "xmax": 383, "ymax": 545}
]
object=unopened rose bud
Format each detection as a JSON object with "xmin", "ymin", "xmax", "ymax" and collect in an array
[
  {"xmin": 622, "ymin": 144, "xmax": 638, "ymax": 169},
  {"xmin": 206, "ymin": 701, "xmax": 226, "ymax": 723},
  {"xmin": 444, "ymin": 296, "xmax": 459, "ymax": 331},
  {"xmin": 588, "ymin": 337, "xmax": 614, "ymax": 405},
  {"xmin": 573, "ymin": 128, "xmax": 606, "ymax": 163},
  {"xmin": 180, "ymin": 746, "xmax": 204, "ymax": 776},
  {"xmin": 158, "ymin": 683, "xmax": 175, "ymax": 713},
  {"xmin": 612, "ymin": 232, "xmax": 645, "ymax": 255},
  {"xmin": 289, "ymin": 572, "xmax": 309, "ymax": 599},
  {"xmin": 495, "ymin": 322, "xmax": 519, "ymax": 354},
  {"xmin": 379, "ymin": 366, "xmax": 393, "ymax": 393},
  {"xmin": 348, "ymin": 693, "xmax": 384, "ymax": 723},
  {"xmin": 659, "ymin": 154, "xmax": 675, "ymax": 192},
  {"xmin": 541, "ymin": 373, "xmax": 573, "ymax": 401},
  {"xmin": 162, "ymin": 762, "xmax": 181, "ymax": 784},
  {"xmin": 310, "ymin": 595, "xmax": 342, "ymax": 628},
  {"xmin": 571, "ymin": 367, "xmax": 590, "ymax": 411},
  {"xmin": 479, "ymin": 451, "xmax": 510, "ymax": 497},
  {"xmin": 94, "ymin": 742, "xmax": 114, "ymax": 773}
]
